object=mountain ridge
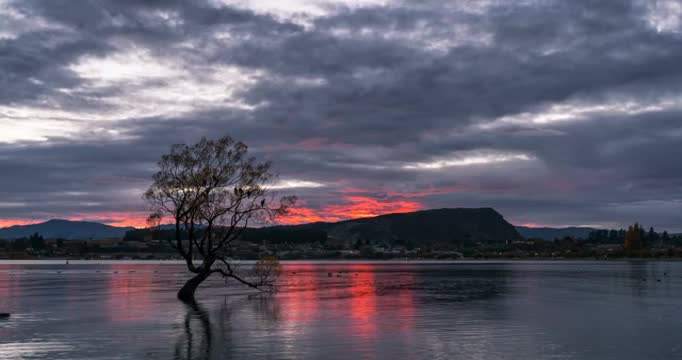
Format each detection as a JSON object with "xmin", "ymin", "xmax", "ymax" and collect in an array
[
  {"xmin": 242, "ymin": 207, "xmax": 523, "ymax": 246},
  {"xmin": 2, "ymin": 208, "xmax": 530, "ymax": 243},
  {"xmin": 0, "ymin": 219, "xmax": 135, "ymax": 240}
]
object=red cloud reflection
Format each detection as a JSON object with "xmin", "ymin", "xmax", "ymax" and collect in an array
[
  {"xmin": 277, "ymin": 264, "xmax": 320, "ymax": 324},
  {"xmin": 350, "ymin": 265, "xmax": 378, "ymax": 337},
  {"xmin": 107, "ymin": 264, "xmax": 154, "ymax": 323},
  {"xmin": 276, "ymin": 263, "xmax": 416, "ymax": 348}
]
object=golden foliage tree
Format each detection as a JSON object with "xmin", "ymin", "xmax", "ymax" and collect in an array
[{"xmin": 624, "ymin": 223, "xmax": 643, "ymax": 251}]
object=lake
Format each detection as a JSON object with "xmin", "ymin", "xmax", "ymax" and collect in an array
[{"xmin": 0, "ymin": 261, "xmax": 680, "ymax": 359}]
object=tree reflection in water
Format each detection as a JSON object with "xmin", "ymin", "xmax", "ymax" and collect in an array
[
  {"xmin": 174, "ymin": 303, "xmax": 212, "ymax": 360},
  {"xmin": 174, "ymin": 294, "xmax": 280, "ymax": 360}
]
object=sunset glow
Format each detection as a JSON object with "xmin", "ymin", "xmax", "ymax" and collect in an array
[
  {"xmin": 0, "ymin": 195, "xmax": 423, "ymax": 228},
  {"xmin": 68, "ymin": 212, "xmax": 151, "ymax": 228},
  {"xmin": 3, "ymin": 0, "xmax": 682, "ymax": 358},
  {"xmin": 280, "ymin": 196, "xmax": 423, "ymax": 225},
  {"xmin": 0, "ymin": 219, "xmax": 44, "ymax": 228}
]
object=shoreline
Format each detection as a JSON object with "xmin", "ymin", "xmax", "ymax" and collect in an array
[{"xmin": 1, "ymin": 258, "xmax": 681, "ymax": 265}]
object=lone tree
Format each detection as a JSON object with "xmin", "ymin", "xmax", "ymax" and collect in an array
[{"xmin": 145, "ymin": 136, "xmax": 296, "ymax": 304}]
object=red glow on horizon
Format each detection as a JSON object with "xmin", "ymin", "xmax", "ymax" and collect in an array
[
  {"xmin": 280, "ymin": 206, "xmax": 344, "ymax": 224},
  {"xmin": 280, "ymin": 196, "xmax": 423, "ymax": 225},
  {"xmin": 0, "ymin": 184, "xmax": 467, "ymax": 229},
  {"xmin": 69, "ymin": 212, "xmax": 149, "ymax": 228},
  {"xmin": 0, "ymin": 219, "xmax": 44, "ymax": 228},
  {"xmin": 327, "ymin": 196, "xmax": 423, "ymax": 218}
]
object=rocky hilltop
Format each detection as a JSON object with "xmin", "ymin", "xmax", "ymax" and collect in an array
[{"xmin": 243, "ymin": 207, "xmax": 522, "ymax": 246}]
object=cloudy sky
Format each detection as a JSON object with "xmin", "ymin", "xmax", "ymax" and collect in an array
[{"xmin": 1, "ymin": 0, "xmax": 682, "ymax": 230}]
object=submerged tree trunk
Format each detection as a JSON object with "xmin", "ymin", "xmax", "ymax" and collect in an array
[{"xmin": 178, "ymin": 271, "xmax": 211, "ymax": 304}]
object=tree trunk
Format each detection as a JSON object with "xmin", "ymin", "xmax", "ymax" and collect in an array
[{"xmin": 178, "ymin": 271, "xmax": 211, "ymax": 304}]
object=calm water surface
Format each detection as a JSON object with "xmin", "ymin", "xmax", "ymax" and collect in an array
[{"xmin": 0, "ymin": 261, "xmax": 680, "ymax": 359}]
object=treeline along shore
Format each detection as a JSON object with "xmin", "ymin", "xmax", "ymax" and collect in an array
[{"xmin": 2, "ymin": 209, "xmax": 682, "ymax": 260}]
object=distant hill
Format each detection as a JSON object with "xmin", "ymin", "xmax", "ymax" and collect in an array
[
  {"xmin": 515, "ymin": 226, "xmax": 596, "ymax": 240},
  {"xmin": 243, "ymin": 208, "xmax": 522, "ymax": 246},
  {"xmin": 0, "ymin": 219, "xmax": 135, "ymax": 240}
]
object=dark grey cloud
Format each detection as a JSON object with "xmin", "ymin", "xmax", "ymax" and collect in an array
[{"xmin": 1, "ymin": 0, "xmax": 682, "ymax": 230}]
